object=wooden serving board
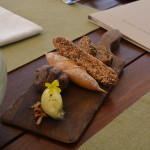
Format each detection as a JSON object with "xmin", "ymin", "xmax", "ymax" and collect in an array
[{"xmin": 1, "ymin": 30, "xmax": 125, "ymax": 143}]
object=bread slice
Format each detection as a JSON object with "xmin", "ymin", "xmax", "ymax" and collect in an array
[{"xmin": 77, "ymin": 36, "xmax": 112, "ymax": 66}]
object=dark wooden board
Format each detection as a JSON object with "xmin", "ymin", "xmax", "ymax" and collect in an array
[
  {"xmin": 3, "ymin": 53, "xmax": 150, "ymax": 150},
  {"xmin": 0, "ymin": 30, "xmax": 125, "ymax": 143},
  {"xmin": 1, "ymin": 82, "xmax": 107, "ymax": 143}
]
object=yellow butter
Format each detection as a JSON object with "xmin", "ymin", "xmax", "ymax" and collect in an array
[{"xmin": 41, "ymin": 88, "xmax": 64, "ymax": 119}]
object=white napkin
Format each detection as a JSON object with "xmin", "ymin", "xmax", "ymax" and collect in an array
[{"xmin": 0, "ymin": 7, "xmax": 43, "ymax": 46}]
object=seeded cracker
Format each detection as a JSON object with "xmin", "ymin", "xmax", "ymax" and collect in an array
[{"xmin": 53, "ymin": 37, "xmax": 118, "ymax": 86}]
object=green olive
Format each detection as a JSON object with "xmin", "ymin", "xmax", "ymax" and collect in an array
[{"xmin": 41, "ymin": 88, "xmax": 64, "ymax": 119}]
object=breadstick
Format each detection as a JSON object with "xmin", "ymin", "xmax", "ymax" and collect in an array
[
  {"xmin": 46, "ymin": 52, "xmax": 106, "ymax": 93},
  {"xmin": 53, "ymin": 37, "xmax": 118, "ymax": 86}
]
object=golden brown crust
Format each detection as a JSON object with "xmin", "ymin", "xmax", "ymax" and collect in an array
[
  {"xmin": 46, "ymin": 52, "xmax": 107, "ymax": 93},
  {"xmin": 53, "ymin": 37, "xmax": 118, "ymax": 86},
  {"xmin": 77, "ymin": 36, "xmax": 112, "ymax": 66}
]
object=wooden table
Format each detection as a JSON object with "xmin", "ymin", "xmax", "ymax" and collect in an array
[{"xmin": 0, "ymin": 0, "xmax": 150, "ymax": 149}]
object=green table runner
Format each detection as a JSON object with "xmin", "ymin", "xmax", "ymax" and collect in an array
[
  {"xmin": 0, "ymin": 0, "xmax": 99, "ymax": 72},
  {"xmin": 79, "ymin": 91, "xmax": 150, "ymax": 150}
]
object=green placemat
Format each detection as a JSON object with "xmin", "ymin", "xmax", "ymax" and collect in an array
[
  {"xmin": 79, "ymin": 91, "xmax": 150, "ymax": 150},
  {"xmin": 0, "ymin": 0, "xmax": 99, "ymax": 72}
]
